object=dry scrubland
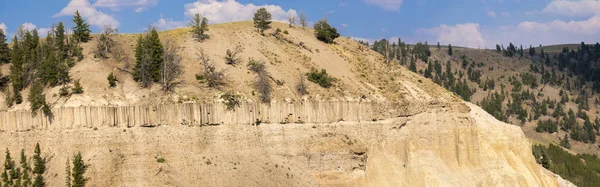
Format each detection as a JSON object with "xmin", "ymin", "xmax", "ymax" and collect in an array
[{"xmin": 0, "ymin": 22, "xmax": 573, "ymax": 186}]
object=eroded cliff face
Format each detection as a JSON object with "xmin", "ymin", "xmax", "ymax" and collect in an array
[{"xmin": 0, "ymin": 101, "xmax": 570, "ymax": 187}]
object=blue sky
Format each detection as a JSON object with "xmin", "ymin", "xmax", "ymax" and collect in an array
[{"xmin": 1, "ymin": 0, "xmax": 600, "ymax": 48}]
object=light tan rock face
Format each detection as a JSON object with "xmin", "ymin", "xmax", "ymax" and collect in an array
[{"xmin": 0, "ymin": 102, "xmax": 569, "ymax": 187}]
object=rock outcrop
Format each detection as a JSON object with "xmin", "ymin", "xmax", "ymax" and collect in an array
[{"xmin": 0, "ymin": 101, "xmax": 571, "ymax": 186}]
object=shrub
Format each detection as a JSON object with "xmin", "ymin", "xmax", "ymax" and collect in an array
[
  {"xmin": 199, "ymin": 49, "xmax": 226, "ymax": 88},
  {"xmin": 221, "ymin": 92, "xmax": 241, "ymax": 110},
  {"xmin": 156, "ymin": 157, "xmax": 165, "ymax": 163},
  {"xmin": 307, "ymin": 68, "xmax": 334, "ymax": 88},
  {"xmin": 225, "ymin": 45, "xmax": 244, "ymax": 65},
  {"xmin": 60, "ymin": 86, "xmax": 70, "ymax": 97},
  {"xmin": 296, "ymin": 77, "xmax": 308, "ymax": 95},
  {"xmin": 313, "ymin": 19, "xmax": 340, "ymax": 43},
  {"xmin": 107, "ymin": 73, "xmax": 117, "ymax": 87},
  {"xmin": 247, "ymin": 58, "xmax": 266, "ymax": 73},
  {"xmin": 247, "ymin": 59, "xmax": 271, "ymax": 103},
  {"xmin": 189, "ymin": 13, "xmax": 209, "ymax": 41},
  {"xmin": 72, "ymin": 80, "xmax": 84, "ymax": 94},
  {"xmin": 283, "ymin": 30, "xmax": 289, "ymax": 35}
]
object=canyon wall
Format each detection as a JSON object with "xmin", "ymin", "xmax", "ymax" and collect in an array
[{"xmin": 0, "ymin": 101, "xmax": 421, "ymax": 132}]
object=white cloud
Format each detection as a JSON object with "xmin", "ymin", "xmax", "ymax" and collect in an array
[
  {"xmin": 541, "ymin": 0, "xmax": 600, "ymax": 17},
  {"xmin": 152, "ymin": 16, "xmax": 186, "ymax": 31},
  {"xmin": 92, "ymin": 0, "xmax": 158, "ymax": 12},
  {"xmin": 381, "ymin": 28, "xmax": 388, "ymax": 32},
  {"xmin": 54, "ymin": 0, "xmax": 120, "ymax": 29},
  {"xmin": 487, "ymin": 11, "xmax": 496, "ymax": 18},
  {"xmin": 340, "ymin": 23, "xmax": 349, "ymax": 28},
  {"xmin": 417, "ymin": 23, "xmax": 485, "ymax": 48},
  {"xmin": 18, "ymin": 23, "xmax": 51, "ymax": 37},
  {"xmin": 500, "ymin": 12, "xmax": 510, "ymax": 17},
  {"xmin": 184, "ymin": 0, "xmax": 298, "ymax": 24},
  {"xmin": 363, "ymin": 0, "xmax": 403, "ymax": 11},
  {"xmin": 0, "ymin": 23, "xmax": 7, "ymax": 32},
  {"xmin": 20, "ymin": 23, "xmax": 37, "ymax": 31}
]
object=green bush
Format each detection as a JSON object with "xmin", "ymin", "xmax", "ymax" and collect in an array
[
  {"xmin": 107, "ymin": 73, "xmax": 117, "ymax": 87},
  {"xmin": 313, "ymin": 19, "xmax": 340, "ymax": 44},
  {"xmin": 221, "ymin": 92, "xmax": 241, "ymax": 111},
  {"xmin": 307, "ymin": 68, "xmax": 334, "ymax": 88},
  {"xmin": 72, "ymin": 80, "xmax": 84, "ymax": 94}
]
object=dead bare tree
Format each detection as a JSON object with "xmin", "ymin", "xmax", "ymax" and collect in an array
[
  {"xmin": 247, "ymin": 58, "xmax": 271, "ymax": 103},
  {"xmin": 224, "ymin": 45, "xmax": 244, "ymax": 65},
  {"xmin": 94, "ymin": 26, "xmax": 118, "ymax": 58},
  {"xmin": 299, "ymin": 11, "xmax": 308, "ymax": 28},
  {"xmin": 199, "ymin": 49, "xmax": 226, "ymax": 88},
  {"xmin": 257, "ymin": 70, "xmax": 271, "ymax": 103},
  {"xmin": 287, "ymin": 12, "xmax": 296, "ymax": 28},
  {"xmin": 161, "ymin": 39, "xmax": 183, "ymax": 92},
  {"xmin": 296, "ymin": 76, "xmax": 308, "ymax": 95}
]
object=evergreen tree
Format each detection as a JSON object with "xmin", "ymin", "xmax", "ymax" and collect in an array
[
  {"xmin": 28, "ymin": 81, "xmax": 47, "ymax": 116},
  {"xmin": 437, "ymin": 42, "xmax": 441, "ymax": 50},
  {"xmin": 65, "ymin": 157, "xmax": 71, "ymax": 187},
  {"xmin": 3, "ymin": 149, "xmax": 16, "ymax": 186},
  {"xmin": 55, "ymin": 22, "xmax": 67, "ymax": 59},
  {"xmin": 313, "ymin": 19, "xmax": 340, "ymax": 44},
  {"xmin": 72, "ymin": 80, "xmax": 83, "ymax": 94},
  {"xmin": 253, "ymin": 8, "xmax": 272, "ymax": 34},
  {"xmin": 448, "ymin": 44, "xmax": 453, "ymax": 56},
  {"xmin": 71, "ymin": 152, "xmax": 86, "ymax": 187},
  {"xmin": 189, "ymin": 13, "xmax": 209, "ymax": 41},
  {"xmin": 32, "ymin": 143, "xmax": 45, "ymax": 187},
  {"xmin": 409, "ymin": 58, "xmax": 417, "ymax": 72},
  {"xmin": 20, "ymin": 149, "xmax": 31, "ymax": 187},
  {"xmin": 10, "ymin": 36, "xmax": 25, "ymax": 93},
  {"xmin": 0, "ymin": 28, "xmax": 10, "ymax": 64},
  {"xmin": 133, "ymin": 27, "xmax": 163, "ymax": 87},
  {"xmin": 72, "ymin": 10, "xmax": 91, "ymax": 43}
]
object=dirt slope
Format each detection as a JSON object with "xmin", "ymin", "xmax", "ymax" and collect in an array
[{"xmin": 0, "ymin": 21, "xmax": 573, "ymax": 186}]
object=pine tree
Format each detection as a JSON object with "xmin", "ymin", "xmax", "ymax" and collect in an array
[
  {"xmin": 448, "ymin": 44, "xmax": 453, "ymax": 56},
  {"xmin": 20, "ymin": 149, "xmax": 31, "ymax": 187},
  {"xmin": 71, "ymin": 152, "xmax": 86, "ymax": 187},
  {"xmin": 313, "ymin": 19, "xmax": 340, "ymax": 44},
  {"xmin": 32, "ymin": 143, "xmax": 45, "ymax": 187},
  {"xmin": 28, "ymin": 81, "xmax": 47, "ymax": 116},
  {"xmin": 0, "ymin": 28, "xmax": 10, "ymax": 64},
  {"xmin": 10, "ymin": 36, "xmax": 24, "ymax": 92},
  {"xmin": 65, "ymin": 157, "xmax": 71, "ymax": 187},
  {"xmin": 133, "ymin": 28, "xmax": 163, "ymax": 87},
  {"xmin": 409, "ymin": 58, "xmax": 417, "ymax": 72},
  {"xmin": 189, "ymin": 13, "xmax": 209, "ymax": 41},
  {"xmin": 72, "ymin": 10, "xmax": 91, "ymax": 43},
  {"xmin": 72, "ymin": 79, "xmax": 83, "ymax": 94},
  {"xmin": 253, "ymin": 8, "xmax": 272, "ymax": 34},
  {"xmin": 55, "ymin": 22, "xmax": 67, "ymax": 59}
]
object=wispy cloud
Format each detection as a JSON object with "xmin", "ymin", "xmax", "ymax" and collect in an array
[
  {"xmin": 363, "ymin": 0, "xmax": 403, "ymax": 12},
  {"xmin": 541, "ymin": 0, "xmax": 600, "ymax": 17},
  {"xmin": 92, "ymin": 0, "xmax": 158, "ymax": 12},
  {"xmin": 53, "ymin": 0, "xmax": 120, "ymax": 29},
  {"xmin": 184, "ymin": 0, "xmax": 298, "ymax": 24},
  {"xmin": 487, "ymin": 10, "xmax": 496, "ymax": 18}
]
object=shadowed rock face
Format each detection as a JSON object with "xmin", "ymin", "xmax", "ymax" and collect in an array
[{"xmin": 0, "ymin": 102, "xmax": 570, "ymax": 187}]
